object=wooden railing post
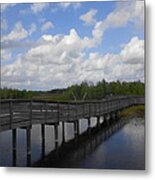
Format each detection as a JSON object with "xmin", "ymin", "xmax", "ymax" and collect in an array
[
  {"xmin": 29, "ymin": 100, "xmax": 32, "ymax": 125},
  {"xmin": 9, "ymin": 100, "xmax": 13, "ymax": 129},
  {"xmin": 83, "ymin": 102, "xmax": 85, "ymax": 117},
  {"xmin": 68, "ymin": 102, "xmax": 70, "ymax": 121},
  {"xmin": 57, "ymin": 102, "xmax": 60, "ymax": 122},
  {"xmin": 89, "ymin": 103, "xmax": 91, "ymax": 117},
  {"xmin": 44, "ymin": 101, "xmax": 48, "ymax": 122}
]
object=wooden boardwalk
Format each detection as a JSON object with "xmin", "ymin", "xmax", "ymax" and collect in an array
[
  {"xmin": 0, "ymin": 95, "xmax": 144, "ymax": 166},
  {"xmin": 0, "ymin": 96, "xmax": 144, "ymax": 132}
]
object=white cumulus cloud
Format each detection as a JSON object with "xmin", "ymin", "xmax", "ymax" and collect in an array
[
  {"xmin": 41, "ymin": 21, "xmax": 54, "ymax": 32},
  {"xmin": 80, "ymin": 9, "xmax": 98, "ymax": 26},
  {"xmin": 59, "ymin": 2, "xmax": 81, "ymax": 9},
  {"xmin": 92, "ymin": 0, "xmax": 144, "ymax": 43},
  {"xmin": 1, "ymin": 49, "xmax": 12, "ymax": 62},
  {"xmin": 1, "ymin": 34, "xmax": 144, "ymax": 90},
  {"xmin": 2, "ymin": 22, "xmax": 28, "ymax": 42},
  {"xmin": 1, "ymin": 3, "xmax": 16, "ymax": 12},
  {"xmin": 29, "ymin": 23, "xmax": 37, "ymax": 35},
  {"xmin": 31, "ymin": 3, "xmax": 49, "ymax": 13}
]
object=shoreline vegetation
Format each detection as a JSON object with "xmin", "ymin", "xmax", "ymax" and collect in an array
[
  {"xmin": 0, "ymin": 80, "xmax": 144, "ymax": 101},
  {"xmin": 120, "ymin": 105, "xmax": 145, "ymax": 119}
]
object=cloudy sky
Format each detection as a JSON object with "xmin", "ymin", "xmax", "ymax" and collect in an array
[{"xmin": 1, "ymin": 0, "xmax": 144, "ymax": 90}]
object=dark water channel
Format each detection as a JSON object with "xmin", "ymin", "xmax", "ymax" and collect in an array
[{"xmin": 0, "ymin": 117, "xmax": 145, "ymax": 170}]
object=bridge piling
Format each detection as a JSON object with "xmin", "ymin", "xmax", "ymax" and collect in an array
[
  {"xmin": 74, "ymin": 120, "xmax": 79, "ymax": 139},
  {"xmin": 54, "ymin": 123, "xmax": 59, "ymax": 150},
  {"xmin": 41, "ymin": 124, "xmax": 45, "ymax": 158},
  {"xmin": 26, "ymin": 127, "xmax": 31, "ymax": 166},
  {"xmin": 109, "ymin": 113, "xmax": 114, "ymax": 124},
  {"xmin": 105, "ymin": 114, "xmax": 110, "ymax": 126},
  {"xmin": 12, "ymin": 128, "xmax": 17, "ymax": 166},
  {"xmin": 96, "ymin": 116, "xmax": 101, "ymax": 129},
  {"xmin": 87, "ymin": 118, "xmax": 91, "ymax": 136},
  {"xmin": 62, "ymin": 121, "xmax": 65, "ymax": 143}
]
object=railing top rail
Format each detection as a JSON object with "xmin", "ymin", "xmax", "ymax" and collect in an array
[{"xmin": 0, "ymin": 95, "xmax": 144, "ymax": 105}]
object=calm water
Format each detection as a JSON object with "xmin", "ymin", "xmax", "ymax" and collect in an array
[{"xmin": 0, "ymin": 117, "xmax": 145, "ymax": 170}]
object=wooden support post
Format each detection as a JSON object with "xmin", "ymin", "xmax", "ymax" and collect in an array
[
  {"xmin": 102, "ymin": 115, "xmax": 106, "ymax": 126},
  {"xmin": 113, "ymin": 112, "xmax": 116, "ymax": 121},
  {"xmin": 115, "ymin": 111, "xmax": 119, "ymax": 120},
  {"xmin": 12, "ymin": 129, "xmax": 17, "ymax": 166},
  {"xmin": 54, "ymin": 123, "xmax": 59, "ymax": 150},
  {"xmin": 26, "ymin": 127, "xmax": 31, "ymax": 167},
  {"xmin": 109, "ymin": 113, "xmax": 112, "ymax": 123},
  {"xmin": 88, "ymin": 117, "xmax": 91, "ymax": 136},
  {"xmin": 74, "ymin": 120, "xmax": 79, "ymax": 138},
  {"xmin": 109, "ymin": 113, "xmax": 113, "ymax": 124},
  {"xmin": 41, "ymin": 124, "xmax": 45, "ymax": 158},
  {"xmin": 96, "ymin": 116, "xmax": 100, "ymax": 129},
  {"xmin": 77, "ymin": 120, "xmax": 80, "ymax": 136},
  {"xmin": 62, "ymin": 121, "xmax": 65, "ymax": 143},
  {"xmin": 103, "ymin": 114, "xmax": 109, "ymax": 127}
]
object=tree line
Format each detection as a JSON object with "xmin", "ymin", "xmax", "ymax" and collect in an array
[
  {"xmin": 0, "ymin": 87, "xmax": 40, "ymax": 99},
  {"xmin": 64, "ymin": 80, "xmax": 145, "ymax": 101},
  {"xmin": 0, "ymin": 80, "xmax": 144, "ymax": 101}
]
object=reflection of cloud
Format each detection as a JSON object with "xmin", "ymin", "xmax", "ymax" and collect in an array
[{"xmin": 122, "ymin": 119, "xmax": 144, "ymax": 150}]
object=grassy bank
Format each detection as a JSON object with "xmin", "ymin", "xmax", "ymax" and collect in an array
[{"xmin": 120, "ymin": 105, "xmax": 145, "ymax": 119}]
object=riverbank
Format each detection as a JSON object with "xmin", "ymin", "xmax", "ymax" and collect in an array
[{"xmin": 120, "ymin": 105, "xmax": 145, "ymax": 119}]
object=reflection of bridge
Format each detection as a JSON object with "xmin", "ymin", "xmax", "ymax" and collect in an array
[
  {"xmin": 0, "ymin": 96, "xmax": 144, "ymax": 166},
  {"xmin": 34, "ymin": 119, "xmax": 126, "ymax": 168}
]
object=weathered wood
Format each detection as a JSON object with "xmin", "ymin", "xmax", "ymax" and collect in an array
[{"xmin": 0, "ymin": 96, "xmax": 144, "ymax": 133}]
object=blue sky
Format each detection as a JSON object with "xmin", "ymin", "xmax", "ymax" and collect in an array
[{"xmin": 1, "ymin": 1, "xmax": 144, "ymax": 90}]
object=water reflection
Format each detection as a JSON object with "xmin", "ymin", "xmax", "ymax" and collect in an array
[
  {"xmin": 33, "ymin": 120, "xmax": 126, "ymax": 167},
  {"xmin": 0, "ymin": 118, "xmax": 145, "ymax": 170}
]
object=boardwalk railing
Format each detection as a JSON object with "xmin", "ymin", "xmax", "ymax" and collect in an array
[{"xmin": 0, "ymin": 96, "xmax": 144, "ymax": 132}]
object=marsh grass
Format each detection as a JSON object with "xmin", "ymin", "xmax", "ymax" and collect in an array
[{"xmin": 120, "ymin": 105, "xmax": 145, "ymax": 119}]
